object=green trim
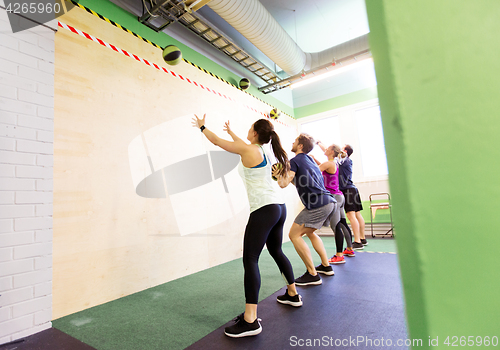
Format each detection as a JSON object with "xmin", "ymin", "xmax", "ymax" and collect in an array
[
  {"xmin": 76, "ymin": 0, "xmax": 294, "ymax": 117},
  {"xmin": 294, "ymin": 87, "xmax": 378, "ymax": 119}
]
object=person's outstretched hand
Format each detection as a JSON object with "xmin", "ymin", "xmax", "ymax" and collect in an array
[
  {"xmin": 192, "ymin": 114, "xmax": 206, "ymax": 129},
  {"xmin": 223, "ymin": 121, "xmax": 231, "ymax": 134}
]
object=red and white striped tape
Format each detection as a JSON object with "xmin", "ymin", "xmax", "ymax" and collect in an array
[{"xmin": 57, "ymin": 21, "xmax": 290, "ymax": 126}]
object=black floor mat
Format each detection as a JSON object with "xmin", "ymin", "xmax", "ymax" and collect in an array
[
  {"xmin": 0, "ymin": 328, "xmax": 97, "ymax": 350},
  {"xmin": 186, "ymin": 252, "xmax": 408, "ymax": 350}
]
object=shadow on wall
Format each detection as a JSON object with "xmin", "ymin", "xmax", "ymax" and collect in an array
[
  {"xmin": 128, "ymin": 114, "xmax": 248, "ymax": 236},
  {"xmin": 136, "ymin": 151, "xmax": 239, "ymax": 197}
]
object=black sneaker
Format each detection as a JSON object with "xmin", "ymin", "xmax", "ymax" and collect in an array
[
  {"xmin": 352, "ymin": 242, "xmax": 364, "ymax": 250},
  {"xmin": 315, "ymin": 264, "xmax": 335, "ymax": 276},
  {"xmin": 277, "ymin": 290, "xmax": 303, "ymax": 307},
  {"xmin": 224, "ymin": 313, "xmax": 262, "ymax": 338},
  {"xmin": 361, "ymin": 238, "xmax": 368, "ymax": 245},
  {"xmin": 294, "ymin": 271, "xmax": 322, "ymax": 286}
]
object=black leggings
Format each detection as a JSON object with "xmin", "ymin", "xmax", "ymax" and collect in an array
[
  {"xmin": 243, "ymin": 203, "xmax": 295, "ymax": 304},
  {"xmin": 335, "ymin": 218, "xmax": 353, "ymax": 253}
]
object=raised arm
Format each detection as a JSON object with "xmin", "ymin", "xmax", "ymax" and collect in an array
[
  {"xmin": 310, "ymin": 154, "xmax": 321, "ymax": 166},
  {"xmin": 223, "ymin": 121, "xmax": 246, "ymax": 143},
  {"xmin": 316, "ymin": 140, "xmax": 327, "ymax": 152},
  {"xmin": 193, "ymin": 114, "xmax": 250, "ymax": 155}
]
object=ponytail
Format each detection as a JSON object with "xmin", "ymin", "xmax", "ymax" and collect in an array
[
  {"xmin": 330, "ymin": 143, "xmax": 346, "ymax": 160},
  {"xmin": 253, "ymin": 119, "xmax": 289, "ymax": 176},
  {"xmin": 270, "ymin": 131, "xmax": 290, "ymax": 176}
]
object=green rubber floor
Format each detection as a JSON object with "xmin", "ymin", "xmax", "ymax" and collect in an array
[{"xmin": 52, "ymin": 236, "xmax": 398, "ymax": 350}]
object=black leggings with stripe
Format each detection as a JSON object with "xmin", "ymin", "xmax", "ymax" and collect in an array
[{"xmin": 243, "ymin": 203, "xmax": 295, "ymax": 304}]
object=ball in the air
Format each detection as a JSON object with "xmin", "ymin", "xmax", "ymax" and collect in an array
[
  {"xmin": 269, "ymin": 108, "xmax": 280, "ymax": 120},
  {"xmin": 239, "ymin": 78, "xmax": 250, "ymax": 90},
  {"xmin": 162, "ymin": 45, "xmax": 182, "ymax": 65}
]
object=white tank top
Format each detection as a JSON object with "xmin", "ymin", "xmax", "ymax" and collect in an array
[{"xmin": 238, "ymin": 146, "xmax": 284, "ymax": 213}]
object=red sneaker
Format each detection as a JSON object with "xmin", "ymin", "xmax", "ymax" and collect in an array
[
  {"xmin": 328, "ymin": 255, "xmax": 346, "ymax": 264},
  {"xmin": 343, "ymin": 248, "xmax": 355, "ymax": 257}
]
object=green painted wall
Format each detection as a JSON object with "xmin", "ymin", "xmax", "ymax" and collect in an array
[
  {"xmin": 365, "ymin": 0, "xmax": 500, "ymax": 346},
  {"xmin": 77, "ymin": 0, "xmax": 294, "ymax": 117},
  {"xmin": 294, "ymin": 86, "xmax": 378, "ymax": 119}
]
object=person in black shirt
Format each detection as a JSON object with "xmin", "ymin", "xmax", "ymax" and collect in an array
[{"xmin": 338, "ymin": 144, "xmax": 367, "ymax": 249}]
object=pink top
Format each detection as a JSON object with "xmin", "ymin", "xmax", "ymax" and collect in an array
[{"xmin": 322, "ymin": 169, "xmax": 343, "ymax": 196}]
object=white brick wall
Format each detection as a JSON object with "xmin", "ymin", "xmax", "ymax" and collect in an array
[{"xmin": 0, "ymin": 6, "xmax": 55, "ymax": 343}]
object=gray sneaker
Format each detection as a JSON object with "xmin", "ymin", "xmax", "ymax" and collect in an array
[{"xmin": 361, "ymin": 238, "xmax": 368, "ymax": 245}]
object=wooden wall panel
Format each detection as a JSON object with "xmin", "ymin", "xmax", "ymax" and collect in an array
[{"xmin": 53, "ymin": 8, "xmax": 298, "ymax": 318}]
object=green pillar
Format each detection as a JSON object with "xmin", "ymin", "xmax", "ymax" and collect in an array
[{"xmin": 365, "ymin": 0, "xmax": 500, "ymax": 346}]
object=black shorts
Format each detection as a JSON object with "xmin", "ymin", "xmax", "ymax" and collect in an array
[{"xmin": 341, "ymin": 187, "xmax": 363, "ymax": 213}]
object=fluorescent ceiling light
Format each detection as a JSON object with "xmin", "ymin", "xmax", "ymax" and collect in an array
[{"xmin": 289, "ymin": 57, "xmax": 374, "ymax": 90}]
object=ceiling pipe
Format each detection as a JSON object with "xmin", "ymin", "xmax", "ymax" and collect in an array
[
  {"xmin": 207, "ymin": 0, "xmax": 306, "ymax": 75},
  {"xmin": 207, "ymin": 0, "xmax": 370, "ymax": 77},
  {"xmin": 305, "ymin": 35, "xmax": 370, "ymax": 71}
]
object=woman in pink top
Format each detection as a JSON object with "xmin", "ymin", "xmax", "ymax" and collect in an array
[{"xmin": 312, "ymin": 142, "xmax": 355, "ymax": 264}]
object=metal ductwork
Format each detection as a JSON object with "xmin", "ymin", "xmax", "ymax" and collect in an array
[
  {"xmin": 207, "ymin": 0, "xmax": 370, "ymax": 77},
  {"xmin": 207, "ymin": 0, "xmax": 306, "ymax": 76},
  {"xmin": 129, "ymin": 0, "xmax": 370, "ymax": 92},
  {"xmin": 305, "ymin": 35, "xmax": 370, "ymax": 71}
]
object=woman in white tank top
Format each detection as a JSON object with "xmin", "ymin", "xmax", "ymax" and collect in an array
[{"xmin": 192, "ymin": 114, "xmax": 302, "ymax": 338}]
